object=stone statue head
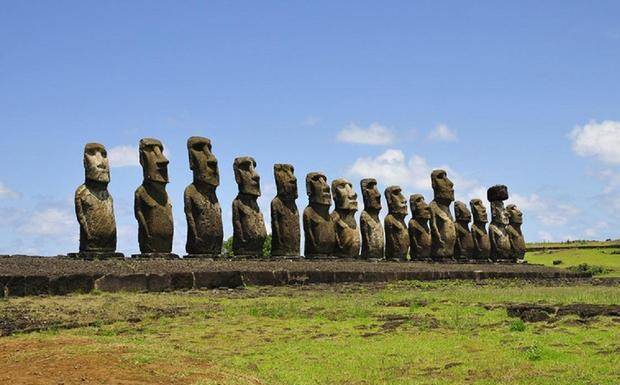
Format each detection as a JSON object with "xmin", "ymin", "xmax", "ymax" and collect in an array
[
  {"xmin": 274, "ymin": 163, "xmax": 297, "ymax": 199},
  {"xmin": 332, "ymin": 178, "xmax": 358, "ymax": 211},
  {"xmin": 187, "ymin": 136, "xmax": 219, "ymax": 187},
  {"xmin": 83, "ymin": 142, "xmax": 110, "ymax": 183},
  {"xmin": 491, "ymin": 201, "xmax": 509, "ymax": 225},
  {"xmin": 470, "ymin": 199, "xmax": 488, "ymax": 223},
  {"xmin": 431, "ymin": 169, "xmax": 454, "ymax": 203},
  {"xmin": 385, "ymin": 186, "xmax": 407, "ymax": 216},
  {"xmin": 410, "ymin": 194, "xmax": 431, "ymax": 220},
  {"xmin": 306, "ymin": 172, "xmax": 331, "ymax": 206},
  {"xmin": 506, "ymin": 204, "xmax": 523, "ymax": 224},
  {"xmin": 139, "ymin": 138, "xmax": 169, "ymax": 184},
  {"xmin": 234, "ymin": 156, "xmax": 261, "ymax": 196},
  {"xmin": 360, "ymin": 178, "xmax": 381, "ymax": 211},
  {"xmin": 454, "ymin": 201, "xmax": 472, "ymax": 222}
]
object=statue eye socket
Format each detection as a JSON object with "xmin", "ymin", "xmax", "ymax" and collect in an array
[
  {"xmin": 101, "ymin": 151, "xmax": 107, "ymax": 158},
  {"xmin": 192, "ymin": 143, "xmax": 205, "ymax": 151}
]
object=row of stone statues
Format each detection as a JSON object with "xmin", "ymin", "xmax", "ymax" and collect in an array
[{"xmin": 73, "ymin": 137, "xmax": 526, "ymax": 261}]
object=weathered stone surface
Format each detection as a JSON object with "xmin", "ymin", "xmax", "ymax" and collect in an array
[
  {"xmin": 303, "ymin": 172, "xmax": 336, "ymax": 258},
  {"xmin": 184, "ymin": 136, "xmax": 223, "ymax": 257},
  {"xmin": 384, "ymin": 186, "xmax": 409, "ymax": 261},
  {"xmin": 506, "ymin": 204, "xmax": 526, "ymax": 260},
  {"xmin": 470, "ymin": 199, "xmax": 491, "ymax": 259},
  {"xmin": 331, "ymin": 178, "xmax": 360, "ymax": 258},
  {"xmin": 50, "ymin": 274, "xmax": 96, "ymax": 295},
  {"xmin": 430, "ymin": 170, "xmax": 456, "ymax": 259},
  {"xmin": 131, "ymin": 253, "xmax": 180, "ymax": 259},
  {"xmin": 488, "ymin": 185, "xmax": 512, "ymax": 260},
  {"xmin": 94, "ymin": 274, "xmax": 148, "ymax": 292},
  {"xmin": 408, "ymin": 194, "xmax": 432, "ymax": 260},
  {"xmin": 67, "ymin": 252, "xmax": 124, "ymax": 260},
  {"xmin": 134, "ymin": 138, "xmax": 174, "ymax": 254},
  {"xmin": 194, "ymin": 271, "xmax": 243, "ymax": 289},
  {"xmin": 74, "ymin": 143, "xmax": 117, "ymax": 256},
  {"xmin": 271, "ymin": 164, "xmax": 300, "ymax": 257},
  {"xmin": 454, "ymin": 201, "xmax": 475, "ymax": 259},
  {"xmin": 232, "ymin": 156, "xmax": 267, "ymax": 257},
  {"xmin": 487, "ymin": 185, "xmax": 509, "ymax": 202},
  {"xmin": 360, "ymin": 178, "xmax": 384, "ymax": 260}
]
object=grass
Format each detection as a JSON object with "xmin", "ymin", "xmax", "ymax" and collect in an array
[
  {"xmin": 525, "ymin": 248, "xmax": 620, "ymax": 277},
  {"xmin": 1, "ymin": 280, "xmax": 619, "ymax": 385}
]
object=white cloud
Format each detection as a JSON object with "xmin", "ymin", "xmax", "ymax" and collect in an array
[
  {"xmin": 509, "ymin": 193, "xmax": 580, "ymax": 227},
  {"xmin": 569, "ymin": 120, "xmax": 620, "ymax": 164},
  {"xmin": 18, "ymin": 208, "xmax": 73, "ymax": 236},
  {"xmin": 0, "ymin": 182, "xmax": 19, "ymax": 199},
  {"xmin": 337, "ymin": 122, "xmax": 395, "ymax": 145},
  {"xmin": 346, "ymin": 149, "xmax": 485, "ymax": 202},
  {"xmin": 108, "ymin": 145, "xmax": 139, "ymax": 167},
  {"xmin": 427, "ymin": 123, "xmax": 457, "ymax": 142}
]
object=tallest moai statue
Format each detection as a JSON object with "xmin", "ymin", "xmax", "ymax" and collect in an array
[
  {"xmin": 429, "ymin": 169, "xmax": 456, "ymax": 259},
  {"xmin": 71, "ymin": 143, "xmax": 123, "ymax": 259},
  {"xmin": 134, "ymin": 138, "xmax": 177, "ymax": 258},
  {"xmin": 184, "ymin": 136, "xmax": 223, "ymax": 257}
]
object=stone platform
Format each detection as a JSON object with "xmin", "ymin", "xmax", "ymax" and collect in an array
[{"xmin": 0, "ymin": 256, "xmax": 590, "ymax": 297}]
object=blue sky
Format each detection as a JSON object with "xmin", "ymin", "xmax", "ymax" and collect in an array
[{"xmin": 1, "ymin": 1, "xmax": 619, "ymax": 255}]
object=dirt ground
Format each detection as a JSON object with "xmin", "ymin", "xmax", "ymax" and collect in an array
[{"xmin": 0, "ymin": 337, "xmax": 264, "ymax": 385}]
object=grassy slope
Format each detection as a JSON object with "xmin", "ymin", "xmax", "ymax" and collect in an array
[
  {"xmin": 525, "ymin": 248, "xmax": 620, "ymax": 277},
  {"xmin": 2, "ymin": 281, "xmax": 619, "ymax": 385}
]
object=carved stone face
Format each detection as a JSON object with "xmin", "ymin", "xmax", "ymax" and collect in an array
[
  {"xmin": 431, "ymin": 169, "xmax": 454, "ymax": 203},
  {"xmin": 491, "ymin": 202, "xmax": 509, "ymax": 225},
  {"xmin": 361, "ymin": 178, "xmax": 381, "ymax": 211},
  {"xmin": 454, "ymin": 201, "xmax": 472, "ymax": 222},
  {"xmin": 410, "ymin": 194, "xmax": 431, "ymax": 220},
  {"xmin": 306, "ymin": 172, "xmax": 331, "ymax": 206},
  {"xmin": 187, "ymin": 136, "xmax": 219, "ymax": 187},
  {"xmin": 470, "ymin": 199, "xmax": 488, "ymax": 223},
  {"xmin": 506, "ymin": 204, "xmax": 523, "ymax": 224},
  {"xmin": 332, "ymin": 178, "xmax": 358, "ymax": 211},
  {"xmin": 139, "ymin": 138, "xmax": 169, "ymax": 183},
  {"xmin": 234, "ymin": 156, "xmax": 261, "ymax": 196},
  {"xmin": 274, "ymin": 164, "xmax": 297, "ymax": 199},
  {"xmin": 84, "ymin": 143, "xmax": 110, "ymax": 183},
  {"xmin": 385, "ymin": 186, "xmax": 407, "ymax": 216}
]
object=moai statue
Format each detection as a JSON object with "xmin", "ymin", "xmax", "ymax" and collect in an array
[
  {"xmin": 470, "ymin": 199, "xmax": 491, "ymax": 259},
  {"xmin": 487, "ymin": 185, "xmax": 512, "ymax": 261},
  {"xmin": 454, "ymin": 201, "xmax": 475, "ymax": 259},
  {"xmin": 408, "ymin": 194, "xmax": 431, "ymax": 260},
  {"xmin": 271, "ymin": 164, "xmax": 300, "ymax": 257},
  {"xmin": 70, "ymin": 143, "xmax": 123, "ymax": 259},
  {"xmin": 506, "ymin": 204, "xmax": 526, "ymax": 260},
  {"xmin": 303, "ymin": 172, "xmax": 336, "ymax": 258},
  {"xmin": 134, "ymin": 138, "xmax": 177, "ymax": 258},
  {"xmin": 384, "ymin": 186, "xmax": 409, "ymax": 261},
  {"xmin": 232, "ymin": 157, "xmax": 267, "ymax": 257},
  {"xmin": 429, "ymin": 169, "xmax": 456, "ymax": 259},
  {"xmin": 184, "ymin": 137, "xmax": 223, "ymax": 258},
  {"xmin": 331, "ymin": 178, "xmax": 360, "ymax": 258},
  {"xmin": 360, "ymin": 178, "xmax": 384, "ymax": 260}
]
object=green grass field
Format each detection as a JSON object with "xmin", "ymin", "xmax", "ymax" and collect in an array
[
  {"xmin": 525, "ymin": 248, "xmax": 620, "ymax": 277},
  {"xmin": 2, "ymin": 279, "xmax": 619, "ymax": 385}
]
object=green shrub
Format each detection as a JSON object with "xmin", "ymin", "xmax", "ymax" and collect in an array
[
  {"xmin": 509, "ymin": 319, "xmax": 526, "ymax": 332},
  {"xmin": 567, "ymin": 263, "xmax": 611, "ymax": 276}
]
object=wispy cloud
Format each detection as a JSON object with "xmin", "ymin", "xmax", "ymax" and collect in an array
[
  {"xmin": 0, "ymin": 182, "xmax": 20, "ymax": 199},
  {"xmin": 427, "ymin": 123, "xmax": 457, "ymax": 142},
  {"xmin": 569, "ymin": 120, "xmax": 620, "ymax": 164},
  {"xmin": 337, "ymin": 122, "xmax": 394, "ymax": 145},
  {"xmin": 108, "ymin": 145, "xmax": 139, "ymax": 167},
  {"xmin": 303, "ymin": 116, "xmax": 320, "ymax": 127},
  {"xmin": 18, "ymin": 207, "xmax": 74, "ymax": 236},
  {"xmin": 346, "ymin": 149, "xmax": 485, "ymax": 202}
]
